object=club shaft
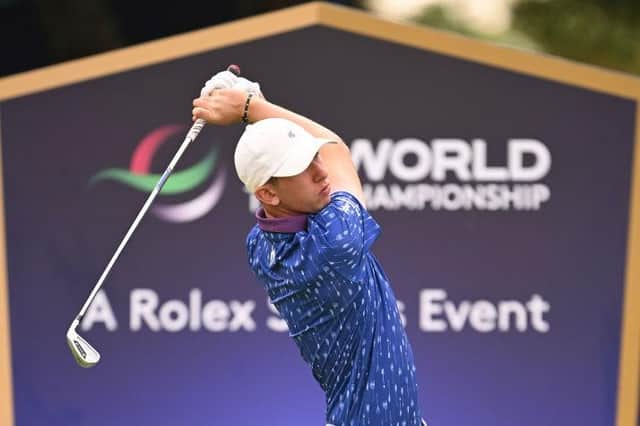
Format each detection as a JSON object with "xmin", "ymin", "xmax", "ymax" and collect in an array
[{"xmin": 76, "ymin": 119, "xmax": 206, "ymax": 321}]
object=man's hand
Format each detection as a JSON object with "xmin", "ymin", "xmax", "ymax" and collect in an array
[{"xmin": 192, "ymin": 88, "xmax": 250, "ymax": 125}]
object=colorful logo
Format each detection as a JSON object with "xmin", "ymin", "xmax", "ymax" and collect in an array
[{"xmin": 90, "ymin": 125, "xmax": 226, "ymax": 223}]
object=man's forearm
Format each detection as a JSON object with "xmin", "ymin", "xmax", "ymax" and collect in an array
[{"xmin": 247, "ymin": 98, "xmax": 343, "ymax": 143}]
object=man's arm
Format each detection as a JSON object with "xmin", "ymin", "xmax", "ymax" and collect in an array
[{"xmin": 193, "ymin": 89, "xmax": 366, "ymax": 205}]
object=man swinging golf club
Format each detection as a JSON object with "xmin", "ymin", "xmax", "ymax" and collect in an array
[{"xmin": 193, "ymin": 71, "xmax": 426, "ymax": 426}]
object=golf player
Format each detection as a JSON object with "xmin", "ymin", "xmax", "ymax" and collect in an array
[{"xmin": 192, "ymin": 72, "xmax": 426, "ymax": 426}]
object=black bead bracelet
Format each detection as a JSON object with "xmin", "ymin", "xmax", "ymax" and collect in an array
[{"xmin": 242, "ymin": 92, "xmax": 254, "ymax": 123}]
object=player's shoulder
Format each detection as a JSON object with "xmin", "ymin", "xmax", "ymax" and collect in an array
[
  {"xmin": 245, "ymin": 224, "xmax": 262, "ymax": 252},
  {"xmin": 316, "ymin": 191, "xmax": 366, "ymax": 221},
  {"xmin": 307, "ymin": 190, "xmax": 377, "ymax": 242},
  {"xmin": 246, "ymin": 223, "xmax": 260, "ymax": 240},
  {"xmin": 330, "ymin": 190, "xmax": 364, "ymax": 207}
]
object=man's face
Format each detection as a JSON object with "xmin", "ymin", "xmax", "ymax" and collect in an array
[{"xmin": 268, "ymin": 152, "xmax": 332, "ymax": 215}]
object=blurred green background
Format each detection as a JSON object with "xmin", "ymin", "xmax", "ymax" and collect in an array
[
  {"xmin": 1, "ymin": 0, "xmax": 639, "ymax": 79},
  {"xmin": 401, "ymin": 0, "xmax": 640, "ymax": 77}
]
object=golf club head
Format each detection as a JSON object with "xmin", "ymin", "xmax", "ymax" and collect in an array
[{"xmin": 66, "ymin": 324, "xmax": 100, "ymax": 368}]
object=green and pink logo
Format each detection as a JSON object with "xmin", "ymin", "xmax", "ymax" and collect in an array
[{"xmin": 90, "ymin": 125, "xmax": 226, "ymax": 223}]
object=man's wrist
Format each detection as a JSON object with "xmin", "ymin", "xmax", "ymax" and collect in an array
[
  {"xmin": 243, "ymin": 96, "xmax": 271, "ymax": 124},
  {"xmin": 241, "ymin": 92, "xmax": 254, "ymax": 123}
]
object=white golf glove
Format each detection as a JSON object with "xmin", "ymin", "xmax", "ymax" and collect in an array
[
  {"xmin": 233, "ymin": 77, "xmax": 264, "ymax": 98},
  {"xmin": 200, "ymin": 70, "xmax": 239, "ymax": 97},
  {"xmin": 200, "ymin": 70, "xmax": 264, "ymax": 98}
]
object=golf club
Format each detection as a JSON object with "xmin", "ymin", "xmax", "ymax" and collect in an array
[{"xmin": 66, "ymin": 64, "xmax": 241, "ymax": 367}]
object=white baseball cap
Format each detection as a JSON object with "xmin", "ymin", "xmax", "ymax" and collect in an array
[{"xmin": 234, "ymin": 118, "xmax": 336, "ymax": 193}]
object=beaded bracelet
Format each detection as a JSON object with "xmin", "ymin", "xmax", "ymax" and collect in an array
[{"xmin": 242, "ymin": 92, "xmax": 254, "ymax": 123}]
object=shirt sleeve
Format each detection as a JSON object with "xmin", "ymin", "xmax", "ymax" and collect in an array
[{"xmin": 308, "ymin": 191, "xmax": 381, "ymax": 276}]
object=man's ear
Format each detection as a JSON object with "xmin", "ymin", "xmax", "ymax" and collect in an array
[{"xmin": 255, "ymin": 184, "xmax": 280, "ymax": 206}]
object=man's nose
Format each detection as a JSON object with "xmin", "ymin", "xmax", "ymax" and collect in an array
[{"xmin": 311, "ymin": 157, "xmax": 328, "ymax": 181}]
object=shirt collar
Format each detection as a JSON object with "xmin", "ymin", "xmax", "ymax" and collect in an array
[{"xmin": 255, "ymin": 208, "xmax": 308, "ymax": 233}]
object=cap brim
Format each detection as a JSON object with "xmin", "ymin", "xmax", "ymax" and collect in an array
[{"xmin": 271, "ymin": 138, "xmax": 337, "ymax": 178}]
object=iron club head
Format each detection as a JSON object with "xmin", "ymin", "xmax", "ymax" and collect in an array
[{"xmin": 66, "ymin": 319, "xmax": 100, "ymax": 368}]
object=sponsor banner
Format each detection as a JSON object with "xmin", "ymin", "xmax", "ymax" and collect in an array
[{"xmin": 1, "ymin": 26, "xmax": 636, "ymax": 425}]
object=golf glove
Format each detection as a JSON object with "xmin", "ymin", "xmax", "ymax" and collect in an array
[
  {"xmin": 200, "ymin": 70, "xmax": 238, "ymax": 97},
  {"xmin": 200, "ymin": 71, "xmax": 263, "ymax": 98},
  {"xmin": 233, "ymin": 77, "xmax": 264, "ymax": 98}
]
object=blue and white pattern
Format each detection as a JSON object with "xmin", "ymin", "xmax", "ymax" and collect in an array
[{"xmin": 247, "ymin": 192, "xmax": 423, "ymax": 425}]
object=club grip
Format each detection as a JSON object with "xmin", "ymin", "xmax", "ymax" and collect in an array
[{"xmin": 227, "ymin": 64, "xmax": 241, "ymax": 76}]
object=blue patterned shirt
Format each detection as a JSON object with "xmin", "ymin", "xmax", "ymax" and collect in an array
[{"xmin": 246, "ymin": 192, "xmax": 422, "ymax": 425}]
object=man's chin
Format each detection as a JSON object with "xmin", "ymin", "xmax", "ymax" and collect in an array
[{"xmin": 315, "ymin": 196, "xmax": 332, "ymax": 212}]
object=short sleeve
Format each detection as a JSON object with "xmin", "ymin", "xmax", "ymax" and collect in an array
[{"xmin": 307, "ymin": 191, "xmax": 381, "ymax": 274}]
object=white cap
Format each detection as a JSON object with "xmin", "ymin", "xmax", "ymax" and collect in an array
[{"xmin": 234, "ymin": 118, "xmax": 336, "ymax": 193}]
